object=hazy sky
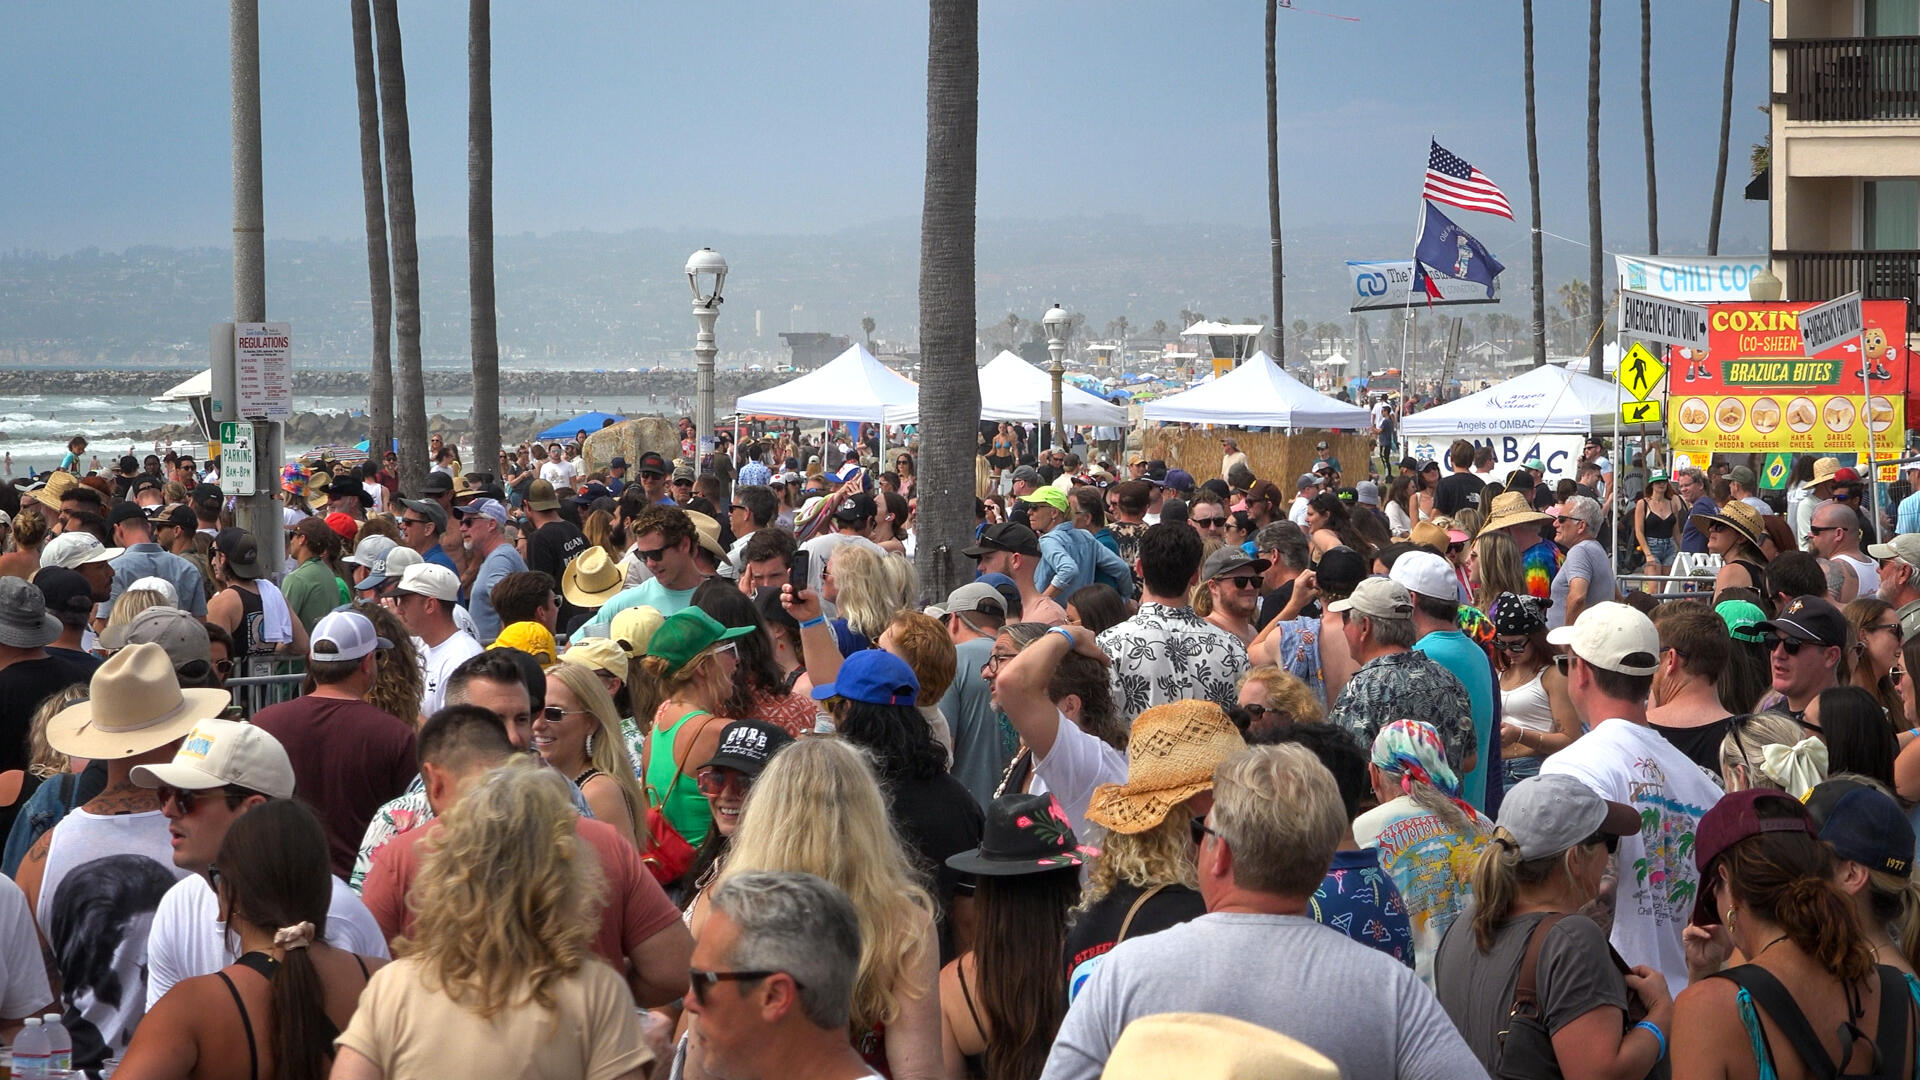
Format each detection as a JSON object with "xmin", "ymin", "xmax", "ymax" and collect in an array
[{"xmin": 1, "ymin": 1, "xmax": 1772, "ymax": 257}]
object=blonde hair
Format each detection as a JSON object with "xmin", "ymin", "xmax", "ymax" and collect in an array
[
  {"xmin": 399, "ymin": 759, "xmax": 603, "ymax": 1019},
  {"xmin": 103, "ymin": 589, "xmax": 167, "ymax": 636},
  {"xmin": 28, "ymin": 685, "xmax": 86, "ymax": 779},
  {"xmin": 354, "ymin": 601, "xmax": 423, "ymax": 726},
  {"xmin": 1211, "ymin": 745, "xmax": 1344, "ymax": 896},
  {"xmin": 716, "ymin": 738, "xmax": 934, "ymax": 1032},
  {"xmin": 1720, "ymin": 711, "xmax": 1809, "ymax": 790},
  {"xmin": 1078, "ymin": 807, "xmax": 1199, "ymax": 909},
  {"xmin": 544, "ymin": 663, "xmax": 646, "ymax": 840},
  {"xmin": 1469, "ymin": 826, "xmax": 1600, "ymax": 950},
  {"xmin": 1238, "ymin": 665, "xmax": 1325, "ymax": 726},
  {"xmin": 828, "ymin": 545, "xmax": 906, "ymax": 642},
  {"xmin": 1471, "ymin": 530, "xmax": 1527, "ymax": 611}
]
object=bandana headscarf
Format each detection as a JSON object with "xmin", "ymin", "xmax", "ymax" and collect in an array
[
  {"xmin": 1491, "ymin": 592, "xmax": 1547, "ymax": 638},
  {"xmin": 1370, "ymin": 719, "xmax": 1475, "ymax": 818}
]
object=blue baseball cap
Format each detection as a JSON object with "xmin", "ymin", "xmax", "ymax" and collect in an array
[
  {"xmin": 1806, "ymin": 779, "xmax": 1915, "ymax": 878},
  {"xmin": 453, "ymin": 497, "xmax": 508, "ymax": 526},
  {"xmin": 811, "ymin": 648, "xmax": 920, "ymax": 706}
]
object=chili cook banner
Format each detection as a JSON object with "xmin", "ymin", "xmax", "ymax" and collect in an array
[{"xmin": 1666, "ymin": 300, "xmax": 1908, "ymax": 456}]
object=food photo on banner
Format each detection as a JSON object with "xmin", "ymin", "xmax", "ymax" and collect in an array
[{"xmin": 1665, "ymin": 299, "xmax": 1909, "ymax": 460}]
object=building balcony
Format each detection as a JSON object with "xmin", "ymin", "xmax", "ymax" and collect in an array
[
  {"xmin": 1781, "ymin": 36, "xmax": 1920, "ymax": 122},
  {"xmin": 1775, "ymin": 250, "xmax": 1920, "ymax": 331}
]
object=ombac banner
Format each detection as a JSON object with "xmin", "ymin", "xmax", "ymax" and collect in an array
[
  {"xmin": 1347, "ymin": 260, "xmax": 1499, "ymax": 312},
  {"xmin": 1666, "ymin": 300, "xmax": 1909, "ymax": 457},
  {"xmin": 1402, "ymin": 433, "xmax": 1585, "ymax": 487},
  {"xmin": 1615, "ymin": 254, "xmax": 1770, "ymax": 303}
]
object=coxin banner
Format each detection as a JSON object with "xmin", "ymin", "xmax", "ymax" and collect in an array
[{"xmin": 1666, "ymin": 300, "xmax": 1909, "ymax": 457}]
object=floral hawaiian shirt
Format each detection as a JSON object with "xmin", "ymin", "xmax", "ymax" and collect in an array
[
  {"xmin": 1327, "ymin": 650, "xmax": 1476, "ymax": 772},
  {"xmin": 1096, "ymin": 602, "xmax": 1249, "ymax": 715}
]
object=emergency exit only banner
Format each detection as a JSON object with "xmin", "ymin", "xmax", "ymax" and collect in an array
[{"xmin": 1666, "ymin": 300, "xmax": 1908, "ymax": 456}]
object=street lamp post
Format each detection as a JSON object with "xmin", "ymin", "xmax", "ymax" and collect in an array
[
  {"xmin": 686, "ymin": 247, "xmax": 728, "ymax": 456},
  {"xmin": 1043, "ymin": 304, "xmax": 1070, "ymax": 451}
]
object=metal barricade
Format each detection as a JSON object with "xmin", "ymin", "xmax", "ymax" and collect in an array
[
  {"xmin": 226, "ymin": 657, "xmax": 305, "ymax": 718},
  {"xmin": 1618, "ymin": 573, "xmax": 1720, "ymax": 601}
]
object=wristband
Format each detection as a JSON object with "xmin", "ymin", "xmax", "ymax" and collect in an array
[
  {"xmin": 1048, "ymin": 626, "xmax": 1076, "ymax": 648},
  {"xmin": 1634, "ymin": 1020, "xmax": 1666, "ymax": 1062},
  {"xmin": 1909, "ymin": 727, "xmax": 1919, "ymax": 741},
  {"xmin": 798, "ymin": 615, "xmax": 827, "ymax": 630}
]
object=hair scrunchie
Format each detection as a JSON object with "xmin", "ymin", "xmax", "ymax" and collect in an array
[{"xmin": 273, "ymin": 921, "xmax": 316, "ymax": 951}]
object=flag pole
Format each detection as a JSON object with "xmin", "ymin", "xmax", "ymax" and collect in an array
[{"xmin": 1400, "ymin": 139, "xmax": 1434, "ymax": 413}]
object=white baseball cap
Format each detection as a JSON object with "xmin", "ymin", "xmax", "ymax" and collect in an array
[
  {"xmin": 309, "ymin": 610, "xmax": 393, "ymax": 662},
  {"xmin": 397, "ymin": 563, "xmax": 461, "ymax": 603},
  {"xmin": 1387, "ymin": 551, "xmax": 1456, "ymax": 602},
  {"xmin": 1546, "ymin": 601, "xmax": 1660, "ymax": 676},
  {"xmin": 130, "ymin": 718, "xmax": 296, "ymax": 799},
  {"xmin": 41, "ymin": 532, "xmax": 125, "ymax": 570}
]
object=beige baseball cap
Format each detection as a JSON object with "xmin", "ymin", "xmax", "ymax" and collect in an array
[
  {"xmin": 1546, "ymin": 601, "xmax": 1660, "ymax": 675},
  {"xmin": 1325, "ymin": 576, "xmax": 1413, "ymax": 620},
  {"xmin": 130, "ymin": 718, "xmax": 295, "ymax": 798}
]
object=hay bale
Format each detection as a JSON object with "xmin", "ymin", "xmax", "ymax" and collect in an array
[{"xmin": 1140, "ymin": 428, "xmax": 1376, "ymax": 487}]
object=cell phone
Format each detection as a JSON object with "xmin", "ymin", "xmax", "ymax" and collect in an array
[{"xmin": 789, "ymin": 550, "xmax": 811, "ymax": 594}]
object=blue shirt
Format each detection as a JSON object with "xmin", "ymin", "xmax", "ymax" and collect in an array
[
  {"xmin": 737, "ymin": 461, "xmax": 772, "ymax": 488},
  {"xmin": 108, "ymin": 543, "xmax": 208, "ymax": 617},
  {"xmin": 1308, "ymin": 847, "xmax": 1414, "ymax": 969},
  {"xmin": 1033, "ymin": 522, "xmax": 1134, "ymax": 598},
  {"xmin": 581, "ymin": 577, "xmax": 698, "ymax": 628},
  {"xmin": 1680, "ymin": 494, "xmax": 1717, "ymax": 553},
  {"xmin": 469, "ymin": 542, "xmax": 527, "ymax": 645},
  {"xmin": 1900, "ymin": 490, "xmax": 1920, "ymax": 536},
  {"xmin": 1412, "ymin": 629, "xmax": 1495, "ymax": 810}
]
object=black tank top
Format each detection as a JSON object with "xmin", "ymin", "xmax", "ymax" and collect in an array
[
  {"xmin": 1641, "ymin": 502, "xmax": 1676, "ymax": 540},
  {"xmin": 234, "ymin": 586, "xmax": 273, "ymax": 657}
]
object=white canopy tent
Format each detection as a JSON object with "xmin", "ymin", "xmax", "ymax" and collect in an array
[
  {"xmin": 156, "ymin": 370, "xmax": 212, "ymax": 401},
  {"xmin": 1399, "ymin": 361, "xmax": 1656, "ymax": 436},
  {"xmin": 733, "ymin": 343, "xmax": 919, "ymax": 424},
  {"xmin": 894, "ymin": 351, "xmax": 1128, "ymax": 426},
  {"xmin": 1142, "ymin": 351, "xmax": 1372, "ymax": 430}
]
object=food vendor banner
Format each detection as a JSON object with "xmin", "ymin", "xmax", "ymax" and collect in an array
[{"xmin": 1667, "ymin": 300, "xmax": 1908, "ymax": 457}]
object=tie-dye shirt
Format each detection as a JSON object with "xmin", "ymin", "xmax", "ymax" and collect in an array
[
  {"xmin": 1309, "ymin": 847, "xmax": 1414, "ymax": 968},
  {"xmin": 1522, "ymin": 539, "xmax": 1562, "ymax": 600}
]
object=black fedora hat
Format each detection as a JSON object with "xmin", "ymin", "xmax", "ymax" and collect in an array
[{"xmin": 945, "ymin": 793, "xmax": 1098, "ymax": 877}]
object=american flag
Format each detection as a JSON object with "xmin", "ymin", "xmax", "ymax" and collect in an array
[{"xmin": 1422, "ymin": 141, "xmax": 1513, "ymax": 220}]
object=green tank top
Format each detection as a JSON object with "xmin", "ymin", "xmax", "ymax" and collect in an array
[{"xmin": 647, "ymin": 706, "xmax": 715, "ymax": 848}]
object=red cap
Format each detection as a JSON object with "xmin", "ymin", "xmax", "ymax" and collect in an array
[
  {"xmin": 1834, "ymin": 467, "xmax": 1860, "ymax": 484},
  {"xmin": 325, "ymin": 512, "xmax": 359, "ymax": 541},
  {"xmin": 1690, "ymin": 788, "xmax": 1815, "ymax": 926}
]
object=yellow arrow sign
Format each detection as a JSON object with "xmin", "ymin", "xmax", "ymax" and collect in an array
[
  {"xmin": 1618, "ymin": 342, "xmax": 1667, "ymax": 402},
  {"xmin": 1621, "ymin": 399, "xmax": 1663, "ymax": 426}
]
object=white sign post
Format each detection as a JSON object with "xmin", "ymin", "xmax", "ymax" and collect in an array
[
  {"xmin": 1798, "ymin": 291, "xmax": 1864, "ymax": 357},
  {"xmin": 1616, "ymin": 289, "xmax": 1710, "ymax": 353},
  {"xmin": 234, "ymin": 322, "xmax": 292, "ymax": 421},
  {"xmin": 219, "ymin": 422, "xmax": 256, "ymax": 497}
]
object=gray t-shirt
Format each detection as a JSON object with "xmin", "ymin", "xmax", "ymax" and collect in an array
[
  {"xmin": 1432, "ymin": 911, "xmax": 1628, "ymax": 1074},
  {"xmin": 1041, "ymin": 912, "xmax": 1487, "ymax": 1080},
  {"xmin": 1548, "ymin": 539, "xmax": 1615, "ymax": 630},
  {"xmin": 939, "ymin": 637, "xmax": 1010, "ymax": 808}
]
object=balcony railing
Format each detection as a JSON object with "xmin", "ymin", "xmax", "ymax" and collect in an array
[
  {"xmin": 1781, "ymin": 36, "xmax": 1920, "ymax": 121},
  {"xmin": 1777, "ymin": 251, "xmax": 1920, "ymax": 331}
]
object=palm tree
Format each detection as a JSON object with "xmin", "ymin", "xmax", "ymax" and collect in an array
[
  {"xmin": 914, "ymin": 0, "xmax": 980, "ymax": 606},
  {"xmin": 1708, "ymin": 0, "xmax": 1740, "ymax": 254},
  {"xmin": 1523, "ymin": 0, "xmax": 1547, "ymax": 368},
  {"xmin": 372, "ymin": 0, "xmax": 427, "ymax": 496},
  {"xmin": 468, "ymin": 0, "xmax": 500, "ymax": 475},
  {"xmin": 861, "ymin": 316, "xmax": 876, "ymax": 351},
  {"xmin": 1640, "ymin": 0, "xmax": 1658, "ymax": 255},
  {"xmin": 1266, "ymin": 0, "xmax": 1285, "ymax": 368},
  {"xmin": 1586, "ymin": 0, "xmax": 1605, "ymax": 378},
  {"xmin": 351, "ymin": 0, "xmax": 393, "ymax": 465}
]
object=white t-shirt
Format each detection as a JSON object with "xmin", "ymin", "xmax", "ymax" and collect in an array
[
  {"xmin": 1541, "ymin": 717, "xmax": 1723, "ymax": 991},
  {"xmin": 418, "ymin": 629, "xmax": 484, "ymax": 717},
  {"xmin": 539, "ymin": 459, "xmax": 577, "ymax": 488},
  {"xmin": 1030, "ymin": 710, "xmax": 1128, "ymax": 847},
  {"xmin": 145, "ymin": 872, "xmax": 391, "ymax": 1010},
  {"xmin": 0, "ymin": 874, "xmax": 49, "ymax": 1021}
]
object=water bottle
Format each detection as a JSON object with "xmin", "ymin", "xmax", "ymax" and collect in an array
[
  {"xmin": 14, "ymin": 1016, "xmax": 49, "ymax": 1080},
  {"xmin": 40, "ymin": 1013, "xmax": 69, "ymax": 1074}
]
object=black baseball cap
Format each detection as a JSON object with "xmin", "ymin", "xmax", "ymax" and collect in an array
[
  {"xmin": 636, "ymin": 452, "xmax": 669, "ymax": 476},
  {"xmin": 420, "ymin": 471, "xmax": 454, "ymax": 496},
  {"xmin": 833, "ymin": 493, "xmax": 878, "ymax": 523},
  {"xmin": 1316, "ymin": 546, "xmax": 1369, "ymax": 597},
  {"xmin": 34, "ymin": 567, "xmax": 96, "ymax": 628},
  {"xmin": 963, "ymin": 522, "xmax": 1041, "ymax": 558},
  {"xmin": 1756, "ymin": 595, "xmax": 1847, "ymax": 648},
  {"xmin": 703, "ymin": 719, "xmax": 795, "ymax": 778},
  {"xmin": 130, "ymin": 475, "xmax": 163, "ymax": 496},
  {"xmin": 157, "ymin": 504, "xmax": 197, "ymax": 530},
  {"xmin": 214, "ymin": 527, "xmax": 264, "ymax": 580},
  {"xmin": 107, "ymin": 502, "xmax": 150, "ymax": 527}
]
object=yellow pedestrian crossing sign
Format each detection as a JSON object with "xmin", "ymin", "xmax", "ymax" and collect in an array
[
  {"xmin": 1621, "ymin": 399, "xmax": 1663, "ymax": 426},
  {"xmin": 1618, "ymin": 343, "xmax": 1666, "ymax": 401}
]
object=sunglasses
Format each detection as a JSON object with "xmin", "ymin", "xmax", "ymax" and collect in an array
[
  {"xmin": 402, "ymin": 517, "xmax": 436, "ymax": 528},
  {"xmin": 1221, "ymin": 576, "xmax": 1262, "ymax": 590},
  {"xmin": 1192, "ymin": 517, "xmax": 1227, "ymax": 528},
  {"xmin": 636, "ymin": 546, "xmax": 671, "ymax": 563},
  {"xmin": 695, "ymin": 766, "xmax": 752, "ymax": 797},
  {"xmin": 1494, "ymin": 637, "xmax": 1531, "ymax": 653},
  {"xmin": 688, "ymin": 968, "xmax": 793, "ymax": 1005},
  {"xmin": 1553, "ymin": 654, "xmax": 1573, "ymax": 675},
  {"xmin": 1190, "ymin": 816, "xmax": 1221, "ymax": 845},
  {"xmin": 1870, "ymin": 622, "xmax": 1904, "ymax": 641},
  {"xmin": 157, "ymin": 784, "xmax": 243, "ymax": 816},
  {"xmin": 1764, "ymin": 636, "xmax": 1819, "ymax": 655},
  {"xmin": 1806, "ymin": 525, "xmax": 1845, "ymax": 536},
  {"xmin": 539, "ymin": 705, "xmax": 593, "ymax": 723}
]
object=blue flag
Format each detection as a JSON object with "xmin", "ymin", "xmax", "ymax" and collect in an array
[{"xmin": 1413, "ymin": 200, "xmax": 1505, "ymax": 299}]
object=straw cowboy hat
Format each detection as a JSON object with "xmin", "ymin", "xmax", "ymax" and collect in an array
[
  {"xmin": 1085, "ymin": 701, "xmax": 1246, "ymax": 835},
  {"xmin": 1100, "ymin": 1013, "xmax": 1340, "ymax": 1080},
  {"xmin": 561, "ymin": 546, "xmax": 626, "ymax": 609},
  {"xmin": 1478, "ymin": 489, "xmax": 1551, "ymax": 536},
  {"xmin": 29, "ymin": 471, "xmax": 78, "ymax": 511},
  {"xmin": 683, "ymin": 510, "xmax": 730, "ymax": 563},
  {"xmin": 1693, "ymin": 499, "xmax": 1767, "ymax": 551},
  {"xmin": 1810, "ymin": 457, "xmax": 1843, "ymax": 486},
  {"xmin": 47, "ymin": 642, "xmax": 232, "ymax": 760}
]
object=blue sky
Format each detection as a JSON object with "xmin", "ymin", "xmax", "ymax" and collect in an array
[{"xmin": 0, "ymin": 1, "xmax": 1772, "ymax": 255}]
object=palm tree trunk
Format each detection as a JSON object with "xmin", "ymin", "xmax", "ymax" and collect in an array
[
  {"xmin": 468, "ymin": 0, "xmax": 500, "ymax": 475},
  {"xmin": 1641, "ymin": 0, "xmax": 1658, "ymax": 255},
  {"xmin": 351, "ymin": 0, "xmax": 393, "ymax": 470},
  {"xmin": 1524, "ymin": 0, "xmax": 1547, "ymax": 369},
  {"xmin": 372, "ymin": 0, "xmax": 428, "ymax": 497},
  {"xmin": 914, "ymin": 0, "xmax": 980, "ymax": 607},
  {"xmin": 1266, "ymin": 0, "xmax": 1285, "ymax": 368},
  {"xmin": 1587, "ymin": 0, "xmax": 1605, "ymax": 379},
  {"xmin": 1708, "ymin": 0, "xmax": 1740, "ymax": 255}
]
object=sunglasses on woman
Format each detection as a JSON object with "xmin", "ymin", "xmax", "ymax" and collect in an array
[{"xmin": 695, "ymin": 767, "xmax": 752, "ymax": 797}]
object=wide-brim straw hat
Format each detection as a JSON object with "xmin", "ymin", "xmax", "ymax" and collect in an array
[
  {"xmin": 1085, "ymin": 701, "xmax": 1246, "ymax": 834},
  {"xmin": 48, "ymin": 642, "xmax": 232, "ymax": 761},
  {"xmin": 683, "ymin": 510, "xmax": 729, "ymax": 562},
  {"xmin": 1694, "ymin": 500, "xmax": 1766, "ymax": 551},
  {"xmin": 29, "ymin": 472, "xmax": 78, "ymax": 511},
  {"xmin": 1811, "ymin": 457, "xmax": 1842, "ymax": 486},
  {"xmin": 1100, "ymin": 1013, "xmax": 1340, "ymax": 1080},
  {"xmin": 561, "ymin": 546, "xmax": 625, "ymax": 608},
  {"xmin": 1479, "ymin": 489, "xmax": 1551, "ymax": 536}
]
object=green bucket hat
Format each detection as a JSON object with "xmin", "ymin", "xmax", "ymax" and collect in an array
[
  {"xmin": 644, "ymin": 608, "xmax": 752, "ymax": 673},
  {"xmin": 1715, "ymin": 599, "xmax": 1767, "ymax": 644}
]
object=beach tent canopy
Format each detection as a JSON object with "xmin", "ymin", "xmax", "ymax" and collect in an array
[
  {"xmin": 894, "ymin": 351, "xmax": 1128, "ymax": 425},
  {"xmin": 537, "ymin": 411, "xmax": 627, "ymax": 442},
  {"xmin": 156, "ymin": 370, "xmax": 212, "ymax": 402},
  {"xmin": 733, "ymin": 344, "xmax": 919, "ymax": 424},
  {"xmin": 1399, "ymin": 362, "xmax": 1653, "ymax": 436},
  {"xmin": 1142, "ymin": 351, "xmax": 1371, "ymax": 430}
]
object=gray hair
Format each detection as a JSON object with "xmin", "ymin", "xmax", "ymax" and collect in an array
[
  {"xmin": 1674, "ymin": 466, "xmax": 1706, "ymax": 489},
  {"xmin": 1254, "ymin": 521, "xmax": 1310, "ymax": 570},
  {"xmin": 1361, "ymin": 612, "xmax": 1417, "ymax": 649},
  {"xmin": 709, "ymin": 871, "xmax": 862, "ymax": 1030},
  {"xmin": 1559, "ymin": 494, "xmax": 1603, "ymax": 534},
  {"xmin": 1211, "ymin": 745, "xmax": 1344, "ymax": 896}
]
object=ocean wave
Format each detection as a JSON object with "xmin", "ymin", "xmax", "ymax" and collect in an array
[{"xmin": 64, "ymin": 398, "xmax": 116, "ymax": 411}]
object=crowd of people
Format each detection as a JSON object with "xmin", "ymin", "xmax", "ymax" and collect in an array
[{"xmin": 0, "ymin": 424, "xmax": 1917, "ymax": 1079}]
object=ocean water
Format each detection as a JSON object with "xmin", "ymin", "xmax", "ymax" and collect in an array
[{"xmin": 0, "ymin": 388, "xmax": 697, "ymax": 478}]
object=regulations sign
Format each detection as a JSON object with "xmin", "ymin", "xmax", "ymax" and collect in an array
[
  {"xmin": 1617, "ymin": 289, "xmax": 1710, "ymax": 352},
  {"xmin": 234, "ymin": 322, "xmax": 292, "ymax": 421},
  {"xmin": 1617, "ymin": 342, "xmax": 1667, "ymax": 402},
  {"xmin": 1798, "ymin": 291, "xmax": 1863, "ymax": 358},
  {"xmin": 219, "ymin": 422, "xmax": 256, "ymax": 497}
]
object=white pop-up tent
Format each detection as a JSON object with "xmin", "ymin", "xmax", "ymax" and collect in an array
[
  {"xmin": 733, "ymin": 343, "xmax": 919, "ymax": 423},
  {"xmin": 1399, "ymin": 362, "xmax": 1655, "ymax": 436},
  {"xmin": 1142, "ymin": 351, "xmax": 1372, "ymax": 430},
  {"xmin": 894, "ymin": 351, "xmax": 1128, "ymax": 426}
]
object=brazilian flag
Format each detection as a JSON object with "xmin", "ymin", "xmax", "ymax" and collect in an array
[{"xmin": 1761, "ymin": 452, "xmax": 1790, "ymax": 491}]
